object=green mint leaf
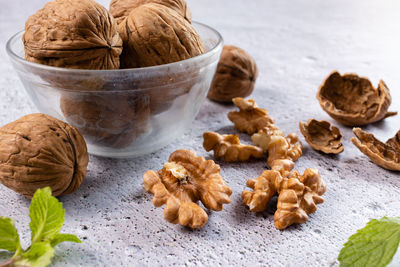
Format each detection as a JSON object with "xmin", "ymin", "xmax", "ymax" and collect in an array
[
  {"xmin": 0, "ymin": 217, "xmax": 20, "ymax": 253},
  {"xmin": 29, "ymin": 187, "xmax": 65, "ymax": 244},
  {"xmin": 339, "ymin": 217, "xmax": 400, "ymax": 267},
  {"xmin": 50, "ymin": 233, "xmax": 81, "ymax": 247},
  {"xmin": 15, "ymin": 242, "xmax": 54, "ymax": 267}
]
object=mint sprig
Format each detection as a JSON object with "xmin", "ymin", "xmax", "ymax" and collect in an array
[
  {"xmin": 338, "ymin": 217, "xmax": 400, "ymax": 267},
  {"xmin": 0, "ymin": 187, "xmax": 81, "ymax": 267}
]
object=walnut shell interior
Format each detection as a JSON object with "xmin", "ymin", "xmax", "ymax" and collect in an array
[
  {"xmin": 208, "ymin": 45, "xmax": 258, "ymax": 103},
  {"xmin": 351, "ymin": 128, "xmax": 400, "ymax": 171},
  {"xmin": 23, "ymin": 0, "xmax": 122, "ymax": 70},
  {"xmin": 317, "ymin": 71, "xmax": 397, "ymax": 126},
  {"xmin": 299, "ymin": 119, "xmax": 344, "ymax": 154},
  {"xmin": 118, "ymin": 3, "xmax": 204, "ymax": 68},
  {"xmin": 0, "ymin": 114, "xmax": 89, "ymax": 197},
  {"xmin": 110, "ymin": 0, "xmax": 192, "ymax": 25}
]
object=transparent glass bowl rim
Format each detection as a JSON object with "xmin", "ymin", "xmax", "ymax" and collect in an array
[{"xmin": 6, "ymin": 21, "xmax": 223, "ymax": 76}]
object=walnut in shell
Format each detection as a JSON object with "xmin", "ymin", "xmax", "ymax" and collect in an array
[
  {"xmin": 203, "ymin": 131, "xmax": 265, "ymax": 162},
  {"xmin": 60, "ymin": 93, "xmax": 150, "ymax": 149},
  {"xmin": 118, "ymin": 3, "xmax": 205, "ymax": 68},
  {"xmin": 0, "ymin": 114, "xmax": 88, "ymax": 198},
  {"xmin": 299, "ymin": 119, "xmax": 344, "ymax": 154},
  {"xmin": 351, "ymin": 128, "xmax": 400, "ymax": 171},
  {"xmin": 228, "ymin": 97, "xmax": 274, "ymax": 135},
  {"xmin": 208, "ymin": 46, "xmax": 258, "ymax": 103},
  {"xmin": 110, "ymin": 0, "xmax": 192, "ymax": 25},
  {"xmin": 23, "ymin": 0, "xmax": 122, "ymax": 70},
  {"xmin": 143, "ymin": 149, "xmax": 232, "ymax": 229},
  {"xmin": 317, "ymin": 71, "xmax": 397, "ymax": 126}
]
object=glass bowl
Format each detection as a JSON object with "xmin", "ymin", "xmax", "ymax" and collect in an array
[{"xmin": 6, "ymin": 22, "xmax": 223, "ymax": 158}]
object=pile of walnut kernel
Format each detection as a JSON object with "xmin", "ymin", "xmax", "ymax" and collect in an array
[{"xmin": 145, "ymin": 70, "xmax": 399, "ymax": 230}]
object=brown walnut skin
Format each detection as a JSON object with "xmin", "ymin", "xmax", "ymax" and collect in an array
[
  {"xmin": 0, "ymin": 114, "xmax": 89, "ymax": 198},
  {"xmin": 110, "ymin": 0, "xmax": 192, "ymax": 25},
  {"xmin": 317, "ymin": 71, "xmax": 397, "ymax": 126},
  {"xmin": 207, "ymin": 45, "xmax": 258, "ymax": 103},
  {"xmin": 23, "ymin": 0, "xmax": 122, "ymax": 70},
  {"xmin": 118, "ymin": 3, "xmax": 205, "ymax": 68}
]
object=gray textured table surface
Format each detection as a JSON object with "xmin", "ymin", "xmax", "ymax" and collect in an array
[{"xmin": 1, "ymin": 0, "xmax": 400, "ymax": 266}]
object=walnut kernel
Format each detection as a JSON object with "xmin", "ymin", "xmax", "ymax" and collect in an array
[
  {"xmin": 203, "ymin": 131, "xmax": 265, "ymax": 162},
  {"xmin": 228, "ymin": 97, "xmax": 274, "ymax": 135},
  {"xmin": 143, "ymin": 149, "xmax": 232, "ymax": 229}
]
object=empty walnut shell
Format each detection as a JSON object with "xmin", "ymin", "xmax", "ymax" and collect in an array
[
  {"xmin": 118, "ymin": 3, "xmax": 205, "ymax": 68},
  {"xmin": 317, "ymin": 71, "xmax": 397, "ymax": 126},
  {"xmin": 299, "ymin": 119, "xmax": 344, "ymax": 154},
  {"xmin": 23, "ymin": 0, "xmax": 122, "ymax": 70},
  {"xmin": 351, "ymin": 128, "xmax": 400, "ymax": 171},
  {"xmin": 207, "ymin": 45, "xmax": 258, "ymax": 103},
  {"xmin": 110, "ymin": 0, "xmax": 192, "ymax": 25},
  {"xmin": 0, "ymin": 114, "xmax": 89, "ymax": 198}
]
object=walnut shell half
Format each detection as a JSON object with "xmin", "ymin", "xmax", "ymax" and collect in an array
[
  {"xmin": 317, "ymin": 71, "xmax": 397, "ymax": 126},
  {"xmin": 207, "ymin": 45, "xmax": 258, "ymax": 103},
  {"xmin": 351, "ymin": 128, "xmax": 400, "ymax": 171},
  {"xmin": 118, "ymin": 3, "xmax": 204, "ymax": 68},
  {"xmin": 110, "ymin": 0, "xmax": 192, "ymax": 25},
  {"xmin": 299, "ymin": 119, "xmax": 344, "ymax": 154},
  {"xmin": 0, "ymin": 114, "xmax": 89, "ymax": 197},
  {"xmin": 23, "ymin": 0, "xmax": 122, "ymax": 70}
]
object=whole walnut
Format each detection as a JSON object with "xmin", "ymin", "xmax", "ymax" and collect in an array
[
  {"xmin": 23, "ymin": 0, "xmax": 123, "ymax": 70},
  {"xmin": 118, "ymin": 3, "xmax": 205, "ymax": 68},
  {"xmin": 0, "ymin": 114, "xmax": 89, "ymax": 198},
  {"xmin": 110, "ymin": 0, "xmax": 192, "ymax": 25},
  {"xmin": 207, "ymin": 45, "xmax": 258, "ymax": 103},
  {"xmin": 60, "ymin": 93, "xmax": 150, "ymax": 149}
]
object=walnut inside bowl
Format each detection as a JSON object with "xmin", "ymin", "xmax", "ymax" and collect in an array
[
  {"xmin": 23, "ymin": 0, "xmax": 122, "ymax": 70},
  {"xmin": 110, "ymin": 0, "xmax": 192, "ymax": 25}
]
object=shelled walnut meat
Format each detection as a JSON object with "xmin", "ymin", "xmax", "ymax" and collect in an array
[
  {"xmin": 241, "ymin": 168, "xmax": 326, "ymax": 229},
  {"xmin": 203, "ymin": 131, "xmax": 265, "ymax": 162},
  {"xmin": 299, "ymin": 119, "xmax": 344, "ymax": 154},
  {"xmin": 0, "ymin": 114, "xmax": 89, "ymax": 198},
  {"xmin": 228, "ymin": 97, "xmax": 274, "ymax": 135},
  {"xmin": 317, "ymin": 71, "xmax": 397, "ymax": 126},
  {"xmin": 143, "ymin": 149, "xmax": 232, "ymax": 229},
  {"xmin": 118, "ymin": 3, "xmax": 205, "ymax": 68},
  {"xmin": 23, "ymin": 0, "xmax": 122, "ymax": 70},
  {"xmin": 110, "ymin": 0, "xmax": 192, "ymax": 25},
  {"xmin": 208, "ymin": 46, "xmax": 258, "ymax": 102},
  {"xmin": 351, "ymin": 128, "xmax": 400, "ymax": 171}
]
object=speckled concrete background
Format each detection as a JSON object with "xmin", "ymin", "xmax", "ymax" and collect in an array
[{"xmin": 1, "ymin": 0, "xmax": 400, "ymax": 266}]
